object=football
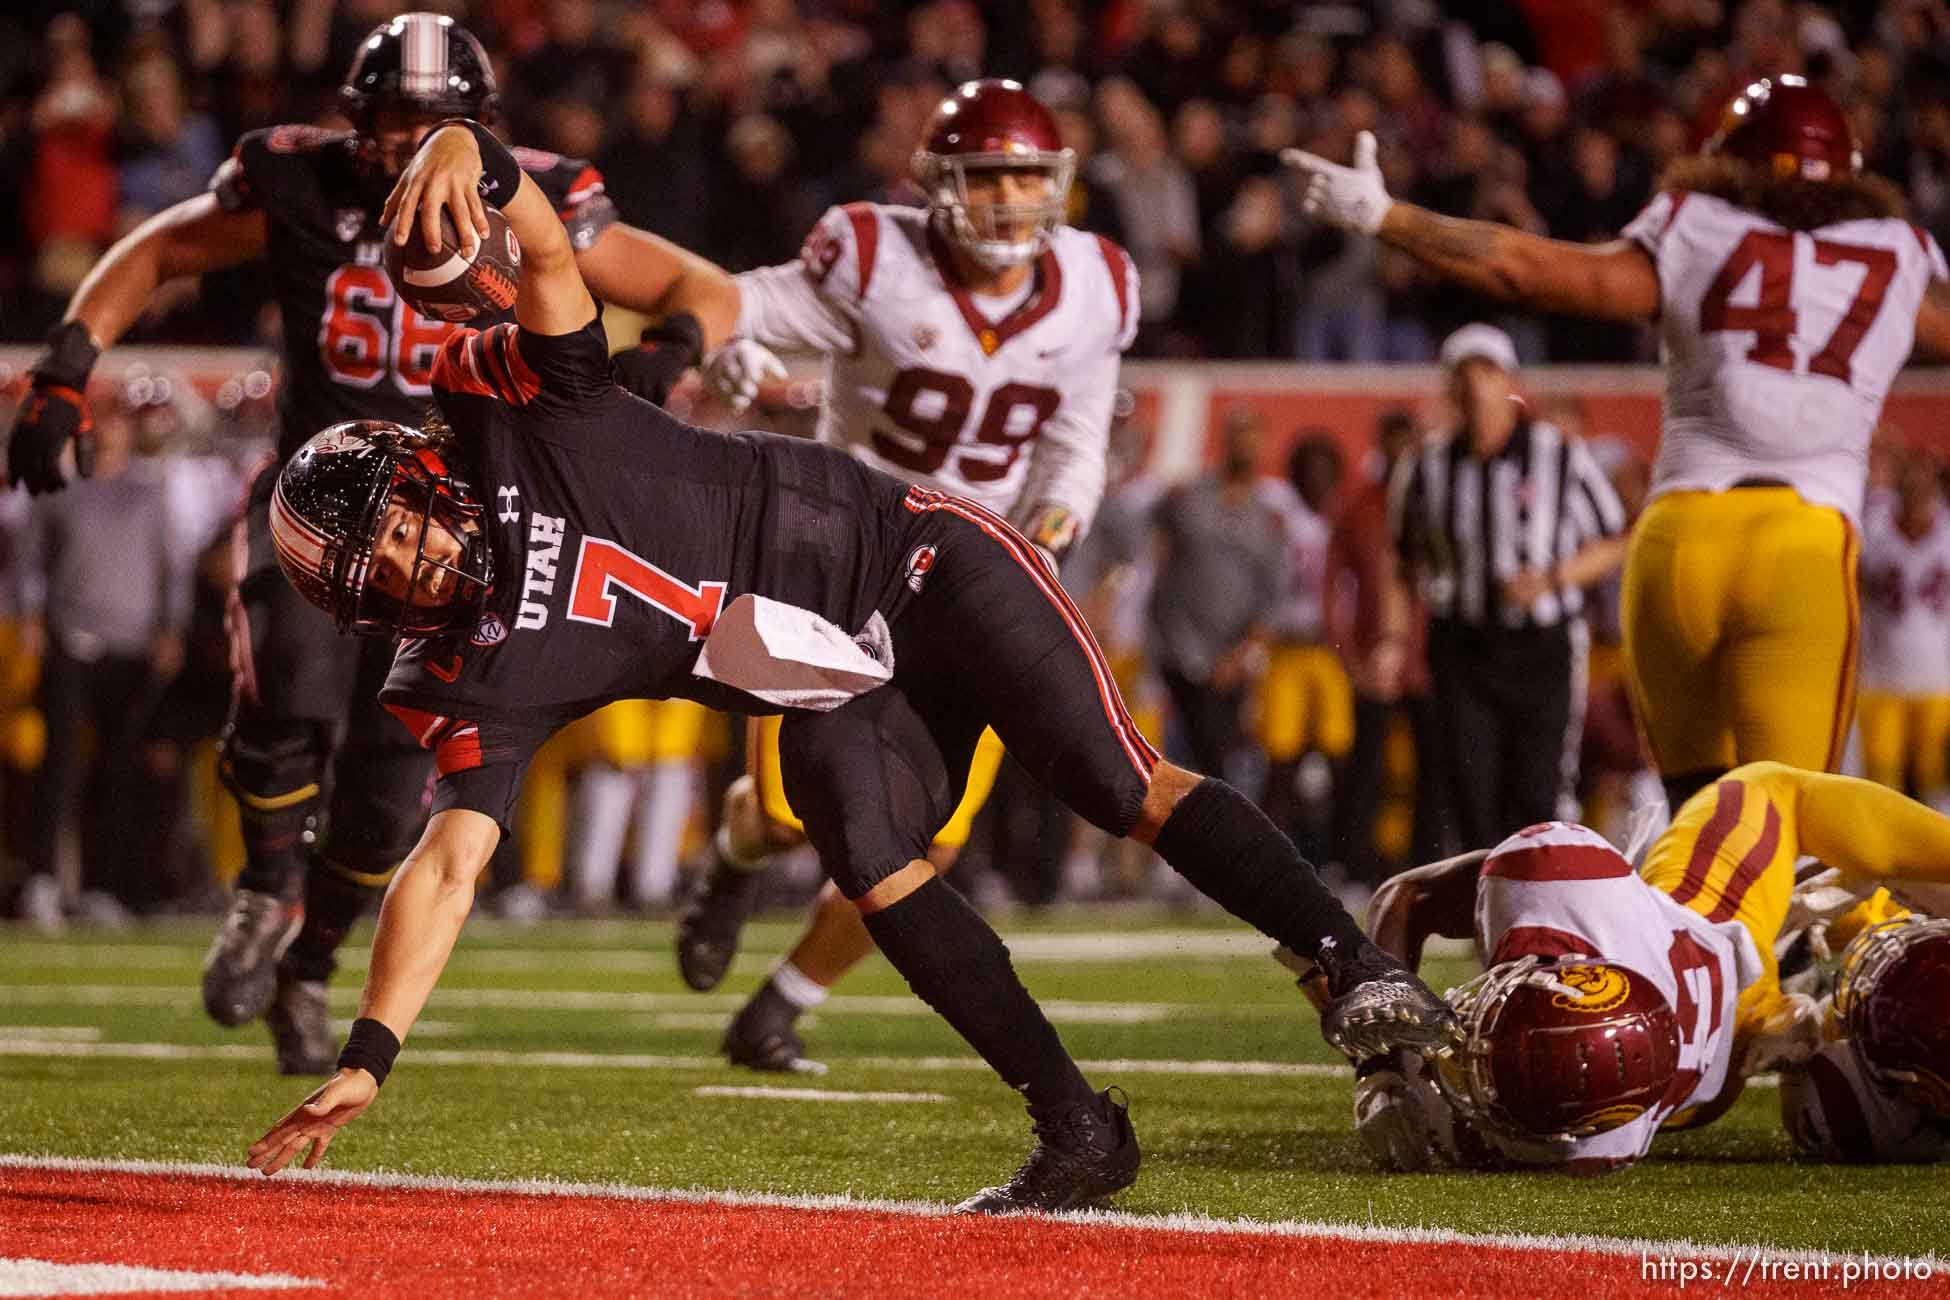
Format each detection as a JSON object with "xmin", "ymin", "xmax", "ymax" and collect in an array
[{"xmin": 384, "ymin": 204, "xmax": 521, "ymax": 323}]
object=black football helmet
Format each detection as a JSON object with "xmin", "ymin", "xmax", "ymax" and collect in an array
[
  {"xmin": 341, "ymin": 13, "xmax": 498, "ymax": 132},
  {"xmin": 272, "ymin": 420, "xmax": 493, "ymax": 639}
]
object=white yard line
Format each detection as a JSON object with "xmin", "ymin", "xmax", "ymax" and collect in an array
[
  {"xmin": 0, "ymin": 1259, "xmax": 318, "ymax": 1295},
  {"xmin": 690, "ymin": 1085, "xmax": 947, "ymax": 1104},
  {"xmin": 0, "ymin": 984, "xmax": 1185, "ymax": 1023},
  {"xmin": 0, "ymin": 1155, "xmax": 1935, "ymax": 1271},
  {"xmin": 0, "ymin": 1036, "xmax": 1347, "ymax": 1078}
]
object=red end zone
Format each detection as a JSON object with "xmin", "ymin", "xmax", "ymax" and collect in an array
[{"xmin": 2, "ymin": 1163, "xmax": 1941, "ymax": 1299}]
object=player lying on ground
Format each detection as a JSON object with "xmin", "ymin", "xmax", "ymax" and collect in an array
[
  {"xmin": 1771, "ymin": 882, "xmax": 1950, "ymax": 1162},
  {"xmin": 244, "ymin": 121, "xmax": 1459, "ymax": 1211},
  {"xmin": 674, "ymin": 79, "xmax": 1136, "ymax": 1075},
  {"xmin": 1341, "ymin": 761, "xmax": 1950, "ymax": 1173},
  {"xmin": 4, "ymin": 12, "xmax": 737, "ymax": 1075},
  {"xmin": 1286, "ymin": 76, "xmax": 1950, "ymax": 816}
]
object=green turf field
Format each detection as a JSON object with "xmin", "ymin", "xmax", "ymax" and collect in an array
[{"xmin": 1, "ymin": 912, "xmax": 1944, "ymax": 1257}]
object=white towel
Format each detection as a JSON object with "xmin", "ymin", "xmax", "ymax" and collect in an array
[{"xmin": 691, "ymin": 593, "xmax": 893, "ymax": 711}]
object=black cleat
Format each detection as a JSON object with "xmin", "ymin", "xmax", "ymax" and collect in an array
[
  {"xmin": 202, "ymin": 888, "xmax": 303, "ymax": 1028},
  {"xmin": 1317, "ymin": 937, "xmax": 1463, "ymax": 1063},
  {"xmin": 956, "ymin": 1088, "xmax": 1141, "ymax": 1215},
  {"xmin": 267, "ymin": 968, "xmax": 337, "ymax": 1076},
  {"xmin": 676, "ymin": 859, "xmax": 764, "ymax": 992},
  {"xmin": 722, "ymin": 980, "xmax": 825, "ymax": 1074}
]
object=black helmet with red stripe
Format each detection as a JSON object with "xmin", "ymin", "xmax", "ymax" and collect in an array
[
  {"xmin": 272, "ymin": 420, "xmax": 492, "ymax": 638},
  {"xmin": 341, "ymin": 13, "xmax": 498, "ymax": 128}
]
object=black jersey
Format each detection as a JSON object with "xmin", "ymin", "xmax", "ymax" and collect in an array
[
  {"xmin": 381, "ymin": 313, "xmax": 912, "ymax": 828},
  {"xmin": 208, "ymin": 125, "xmax": 617, "ymax": 458}
]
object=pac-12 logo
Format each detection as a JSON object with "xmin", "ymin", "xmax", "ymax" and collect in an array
[
  {"xmin": 471, "ymin": 613, "xmax": 508, "ymax": 647},
  {"xmin": 905, "ymin": 544, "xmax": 938, "ymax": 593}
]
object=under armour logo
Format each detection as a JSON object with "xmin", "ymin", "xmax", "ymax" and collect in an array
[{"xmin": 497, "ymin": 485, "xmax": 521, "ymax": 524}]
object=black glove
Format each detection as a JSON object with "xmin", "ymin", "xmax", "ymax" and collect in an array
[
  {"xmin": 9, "ymin": 321, "xmax": 100, "ymax": 494},
  {"xmin": 610, "ymin": 312, "xmax": 703, "ymax": 407}
]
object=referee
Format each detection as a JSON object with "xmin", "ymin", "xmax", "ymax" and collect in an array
[{"xmin": 1382, "ymin": 324, "xmax": 1629, "ymax": 850}]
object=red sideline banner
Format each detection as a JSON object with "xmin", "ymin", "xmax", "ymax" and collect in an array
[{"xmin": 8, "ymin": 347, "xmax": 1950, "ymax": 485}]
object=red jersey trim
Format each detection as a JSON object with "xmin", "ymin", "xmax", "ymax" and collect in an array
[
  {"xmin": 926, "ymin": 223, "xmax": 1065, "ymax": 357},
  {"xmin": 1095, "ymin": 234, "xmax": 1132, "ymax": 337},
  {"xmin": 383, "ymin": 704, "xmax": 484, "ymax": 777},
  {"xmin": 1482, "ymin": 843, "xmax": 1632, "ymax": 883},
  {"xmin": 842, "ymin": 203, "xmax": 880, "ymax": 302}
]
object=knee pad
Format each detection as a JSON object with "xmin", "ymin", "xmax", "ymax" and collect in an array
[{"xmin": 218, "ymin": 718, "xmax": 329, "ymax": 812}]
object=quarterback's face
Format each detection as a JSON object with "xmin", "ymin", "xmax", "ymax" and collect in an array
[
  {"xmin": 964, "ymin": 166, "xmax": 1055, "ymax": 240},
  {"xmin": 369, "ymin": 494, "xmax": 465, "ymax": 609},
  {"xmin": 367, "ymin": 111, "xmax": 448, "ymax": 179}
]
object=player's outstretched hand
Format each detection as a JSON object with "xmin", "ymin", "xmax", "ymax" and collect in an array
[
  {"xmin": 1279, "ymin": 130, "xmax": 1392, "ymax": 235},
  {"xmin": 382, "ymin": 124, "xmax": 490, "ymax": 261},
  {"xmin": 246, "ymin": 1068, "xmax": 378, "ymax": 1176},
  {"xmin": 704, "ymin": 338, "xmax": 789, "ymax": 414}
]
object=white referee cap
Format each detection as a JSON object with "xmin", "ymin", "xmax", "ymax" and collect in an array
[{"xmin": 1440, "ymin": 323, "xmax": 1519, "ymax": 375}]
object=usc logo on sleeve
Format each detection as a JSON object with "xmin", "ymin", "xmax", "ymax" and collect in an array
[{"xmin": 1548, "ymin": 963, "xmax": 1635, "ymax": 1014}]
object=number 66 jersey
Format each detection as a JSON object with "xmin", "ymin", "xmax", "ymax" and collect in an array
[
  {"xmin": 731, "ymin": 203, "xmax": 1138, "ymax": 538},
  {"xmin": 1624, "ymin": 189, "xmax": 1947, "ymax": 522}
]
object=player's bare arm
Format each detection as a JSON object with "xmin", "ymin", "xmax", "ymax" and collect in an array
[
  {"xmin": 1282, "ymin": 131, "xmax": 1660, "ymax": 321},
  {"xmin": 382, "ymin": 121, "xmax": 596, "ymax": 336},
  {"xmin": 1367, "ymin": 851, "xmax": 1486, "ymax": 970},
  {"xmin": 1914, "ymin": 279, "xmax": 1950, "ymax": 360},
  {"xmin": 247, "ymin": 808, "xmax": 500, "ymax": 1175},
  {"xmin": 575, "ymin": 223, "xmax": 740, "ymax": 349},
  {"xmin": 68, "ymin": 194, "xmax": 270, "ymax": 351},
  {"xmin": 8, "ymin": 194, "xmax": 268, "ymax": 492}
]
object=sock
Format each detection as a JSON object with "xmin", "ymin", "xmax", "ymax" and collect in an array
[
  {"xmin": 1151, "ymin": 777, "xmax": 1366, "ymax": 961},
  {"xmin": 770, "ymin": 959, "xmax": 829, "ymax": 1012},
  {"xmin": 569, "ymin": 764, "xmax": 633, "ymax": 907},
  {"xmin": 281, "ymin": 860, "xmax": 386, "ymax": 984},
  {"xmin": 862, "ymin": 876, "xmax": 1093, "ymax": 1115},
  {"xmin": 630, "ymin": 761, "xmax": 695, "ymax": 905}
]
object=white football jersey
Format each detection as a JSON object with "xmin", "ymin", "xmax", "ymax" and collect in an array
[
  {"xmin": 1624, "ymin": 190, "xmax": 1948, "ymax": 523},
  {"xmin": 1469, "ymin": 822, "xmax": 1763, "ymax": 1171},
  {"xmin": 732, "ymin": 203, "xmax": 1138, "ymax": 537},
  {"xmin": 1782, "ymin": 1039, "xmax": 1950, "ymax": 1162},
  {"xmin": 1859, "ymin": 513, "xmax": 1950, "ymax": 694},
  {"xmin": 1256, "ymin": 478, "xmax": 1331, "ymax": 642}
]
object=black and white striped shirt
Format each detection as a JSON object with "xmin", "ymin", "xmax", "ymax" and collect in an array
[{"xmin": 1386, "ymin": 418, "xmax": 1627, "ymax": 629}]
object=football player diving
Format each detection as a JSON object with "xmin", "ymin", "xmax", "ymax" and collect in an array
[
  {"xmin": 1285, "ymin": 78, "xmax": 1950, "ymax": 818},
  {"xmin": 1343, "ymin": 761, "xmax": 1950, "ymax": 1173},
  {"xmin": 242, "ymin": 119, "xmax": 1458, "ymax": 1212},
  {"xmin": 4, "ymin": 14, "xmax": 737, "ymax": 1073},
  {"xmin": 672, "ymin": 78, "xmax": 1138, "ymax": 1075}
]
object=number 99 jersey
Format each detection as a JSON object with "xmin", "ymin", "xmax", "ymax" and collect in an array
[
  {"xmin": 1624, "ymin": 190, "xmax": 1948, "ymax": 524},
  {"xmin": 731, "ymin": 203, "xmax": 1138, "ymax": 538},
  {"xmin": 209, "ymin": 124, "xmax": 616, "ymax": 459}
]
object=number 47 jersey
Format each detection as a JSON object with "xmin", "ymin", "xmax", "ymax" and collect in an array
[
  {"xmin": 1625, "ymin": 190, "xmax": 1948, "ymax": 523},
  {"xmin": 732, "ymin": 203, "xmax": 1139, "ymax": 537}
]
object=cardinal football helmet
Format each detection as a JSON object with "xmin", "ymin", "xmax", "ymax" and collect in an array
[
  {"xmin": 1834, "ymin": 914, "xmax": 1950, "ymax": 1116},
  {"xmin": 1438, "ymin": 955, "xmax": 1681, "ymax": 1145},
  {"xmin": 1706, "ymin": 75, "xmax": 1859, "ymax": 180},
  {"xmin": 914, "ymin": 79, "xmax": 1075, "ymax": 272},
  {"xmin": 271, "ymin": 420, "xmax": 492, "ymax": 638}
]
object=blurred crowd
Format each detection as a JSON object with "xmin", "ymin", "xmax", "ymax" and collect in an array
[{"xmin": 11, "ymin": 0, "xmax": 1950, "ymax": 359}]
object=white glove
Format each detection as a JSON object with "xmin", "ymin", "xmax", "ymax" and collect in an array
[
  {"xmin": 1280, "ymin": 130, "xmax": 1392, "ymax": 235},
  {"xmin": 703, "ymin": 338, "xmax": 788, "ymax": 415},
  {"xmin": 1352, "ymin": 1051, "xmax": 1459, "ymax": 1172}
]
